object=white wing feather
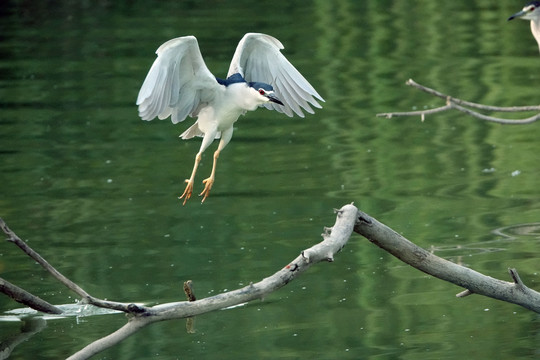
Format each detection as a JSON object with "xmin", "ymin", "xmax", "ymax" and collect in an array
[
  {"xmin": 227, "ymin": 33, "xmax": 324, "ymax": 118},
  {"xmin": 136, "ymin": 36, "xmax": 220, "ymax": 124}
]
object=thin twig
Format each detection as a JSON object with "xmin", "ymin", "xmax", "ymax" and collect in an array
[
  {"xmin": 0, "ymin": 218, "xmax": 148, "ymax": 314},
  {"xmin": 456, "ymin": 289, "xmax": 474, "ymax": 298},
  {"xmin": 406, "ymin": 79, "xmax": 540, "ymax": 112},
  {"xmin": 0, "ymin": 218, "xmax": 92, "ymax": 299},
  {"xmin": 378, "ymin": 104, "xmax": 452, "ymax": 119},
  {"xmin": 376, "ymin": 78, "xmax": 540, "ymax": 124},
  {"xmin": 183, "ymin": 280, "xmax": 196, "ymax": 333},
  {"xmin": 450, "ymin": 102, "xmax": 540, "ymax": 124},
  {"xmin": 509, "ymin": 268, "xmax": 524, "ymax": 286}
]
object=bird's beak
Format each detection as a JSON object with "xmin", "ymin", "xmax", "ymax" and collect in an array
[
  {"xmin": 508, "ymin": 10, "xmax": 527, "ymax": 21},
  {"xmin": 266, "ymin": 93, "xmax": 284, "ymax": 106}
]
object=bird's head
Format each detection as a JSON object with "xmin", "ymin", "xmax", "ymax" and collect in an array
[
  {"xmin": 248, "ymin": 82, "xmax": 284, "ymax": 106},
  {"xmin": 508, "ymin": 1, "xmax": 540, "ymax": 21}
]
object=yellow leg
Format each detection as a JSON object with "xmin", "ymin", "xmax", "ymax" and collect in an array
[
  {"xmin": 179, "ymin": 153, "xmax": 202, "ymax": 205},
  {"xmin": 199, "ymin": 149, "xmax": 220, "ymax": 203}
]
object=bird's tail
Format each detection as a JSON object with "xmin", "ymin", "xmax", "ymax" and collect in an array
[
  {"xmin": 180, "ymin": 123, "xmax": 221, "ymax": 139},
  {"xmin": 180, "ymin": 123, "xmax": 203, "ymax": 139}
]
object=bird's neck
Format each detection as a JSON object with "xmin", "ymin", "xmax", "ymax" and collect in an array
[
  {"xmin": 531, "ymin": 20, "xmax": 540, "ymax": 52},
  {"xmin": 226, "ymin": 83, "xmax": 261, "ymax": 111}
]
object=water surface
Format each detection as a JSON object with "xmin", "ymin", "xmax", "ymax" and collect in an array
[{"xmin": 1, "ymin": 1, "xmax": 540, "ymax": 359}]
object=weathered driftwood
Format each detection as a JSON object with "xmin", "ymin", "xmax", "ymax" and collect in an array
[
  {"xmin": 0, "ymin": 218, "xmax": 148, "ymax": 315},
  {"xmin": 354, "ymin": 210, "xmax": 540, "ymax": 313},
  {"xmin": 0, "ymin": 277, "xmax": 62, "ymax": 315},
  {"xmin": 1, "ymin": 204, "xmax": 358, "ymax": 360},
  {"xmin": 2, "ymin": 204, "xmax": 540, "ymax": 360},
  {"xmin": 377, "ymin": 79, "xmax": 540, "ymax": 124}
]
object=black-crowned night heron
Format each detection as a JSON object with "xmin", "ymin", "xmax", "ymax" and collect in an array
[
  {"xmin": 137, "ymin": 33, "xmax": 324, "ymax": 205},
  {"xmin": 508, "ymin": 1, "xmax": 540, "ymax": 51}
]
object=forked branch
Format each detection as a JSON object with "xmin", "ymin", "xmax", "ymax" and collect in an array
[
  {"xmin": 1, "ymin": 204, "xmax": 358, "ymax": 360},
  {"xmin": 377, "ymin": 79, "xmax": 540, "ymax": 124}
]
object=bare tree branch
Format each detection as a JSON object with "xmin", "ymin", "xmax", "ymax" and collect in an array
[
  {"xmin": 0, "ymin": 218, "xmax": 148, "ymax": 315},
  {"xmin": 404, "ymin": 79, "xmax": 540, "ymax": 112},
  {"xmin": 0, "ymin": 277, "xmax": 62, "ymax": 314},
  {"xmin": 353, "ymin": 210, "xmax": 540, "ymax": 313},
  {"xmin": 4, "ymin": 204, "xmax": 540, "ymax": 359},
  {"xmin": 1, "ymin": 219, "xmax": 90, "ymax": 299},
  {"xmin": 66, "ymin": 319, "xmax": 150, "ymax": 360},
  {"xmin": 2, "ymin": 205, "xmax": 358, "ymax": 360},
  {"xmin": 376, "ymin": 79, "xmax": 540, "ymax": 124}
]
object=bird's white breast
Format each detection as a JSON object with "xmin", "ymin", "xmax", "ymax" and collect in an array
[{"xmin": 196, "ymin": 83, "xmax": 256, "ymax": 133}]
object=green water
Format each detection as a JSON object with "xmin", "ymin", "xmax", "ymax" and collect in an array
[{"xmin": 1, "ymin": 1, "xmax": 540, "ymax": 359}]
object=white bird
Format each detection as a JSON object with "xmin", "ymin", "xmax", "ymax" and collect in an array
[
  {"xmin": 136, "ymin": 33, "xmax": 324, "ymax": 205},
  {"xmin": 508, "ymin": 1, "xmax": 540, "ymax": 52}
]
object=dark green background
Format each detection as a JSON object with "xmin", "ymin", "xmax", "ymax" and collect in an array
[{"xmin": 1, "ymin": 1, "xmax": 540, "ymax": 359}]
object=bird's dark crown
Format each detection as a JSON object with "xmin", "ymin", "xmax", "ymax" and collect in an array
[
  {"xmin": 247, "ymin": 81, "xmax": 274, "ymax": 91},
  {"xmin": 216, "ymin": 73, "xmax": 274, "ymax": 91}
]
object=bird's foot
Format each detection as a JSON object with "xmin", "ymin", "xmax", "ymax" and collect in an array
[
  {"xmin": 179, "ymin": 179, "xmax": 194, "ymax": 205},
  {"xmin": 199, "ymin": 177, "xmax": 214, "ymax": 203}
]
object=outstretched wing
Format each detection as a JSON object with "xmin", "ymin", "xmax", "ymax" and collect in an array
[
  {"xmin": 227, "ymin": 33, "xmax": 324, "ymax": 117},
  {"xmin": 136, "ymin": 36, "xmax": 221, "ymax": 124}
]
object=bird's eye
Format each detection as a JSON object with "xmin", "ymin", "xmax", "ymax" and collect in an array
[{"xmin": 258, "ymin": 89, "xmax": 265, "ymax": 95}]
